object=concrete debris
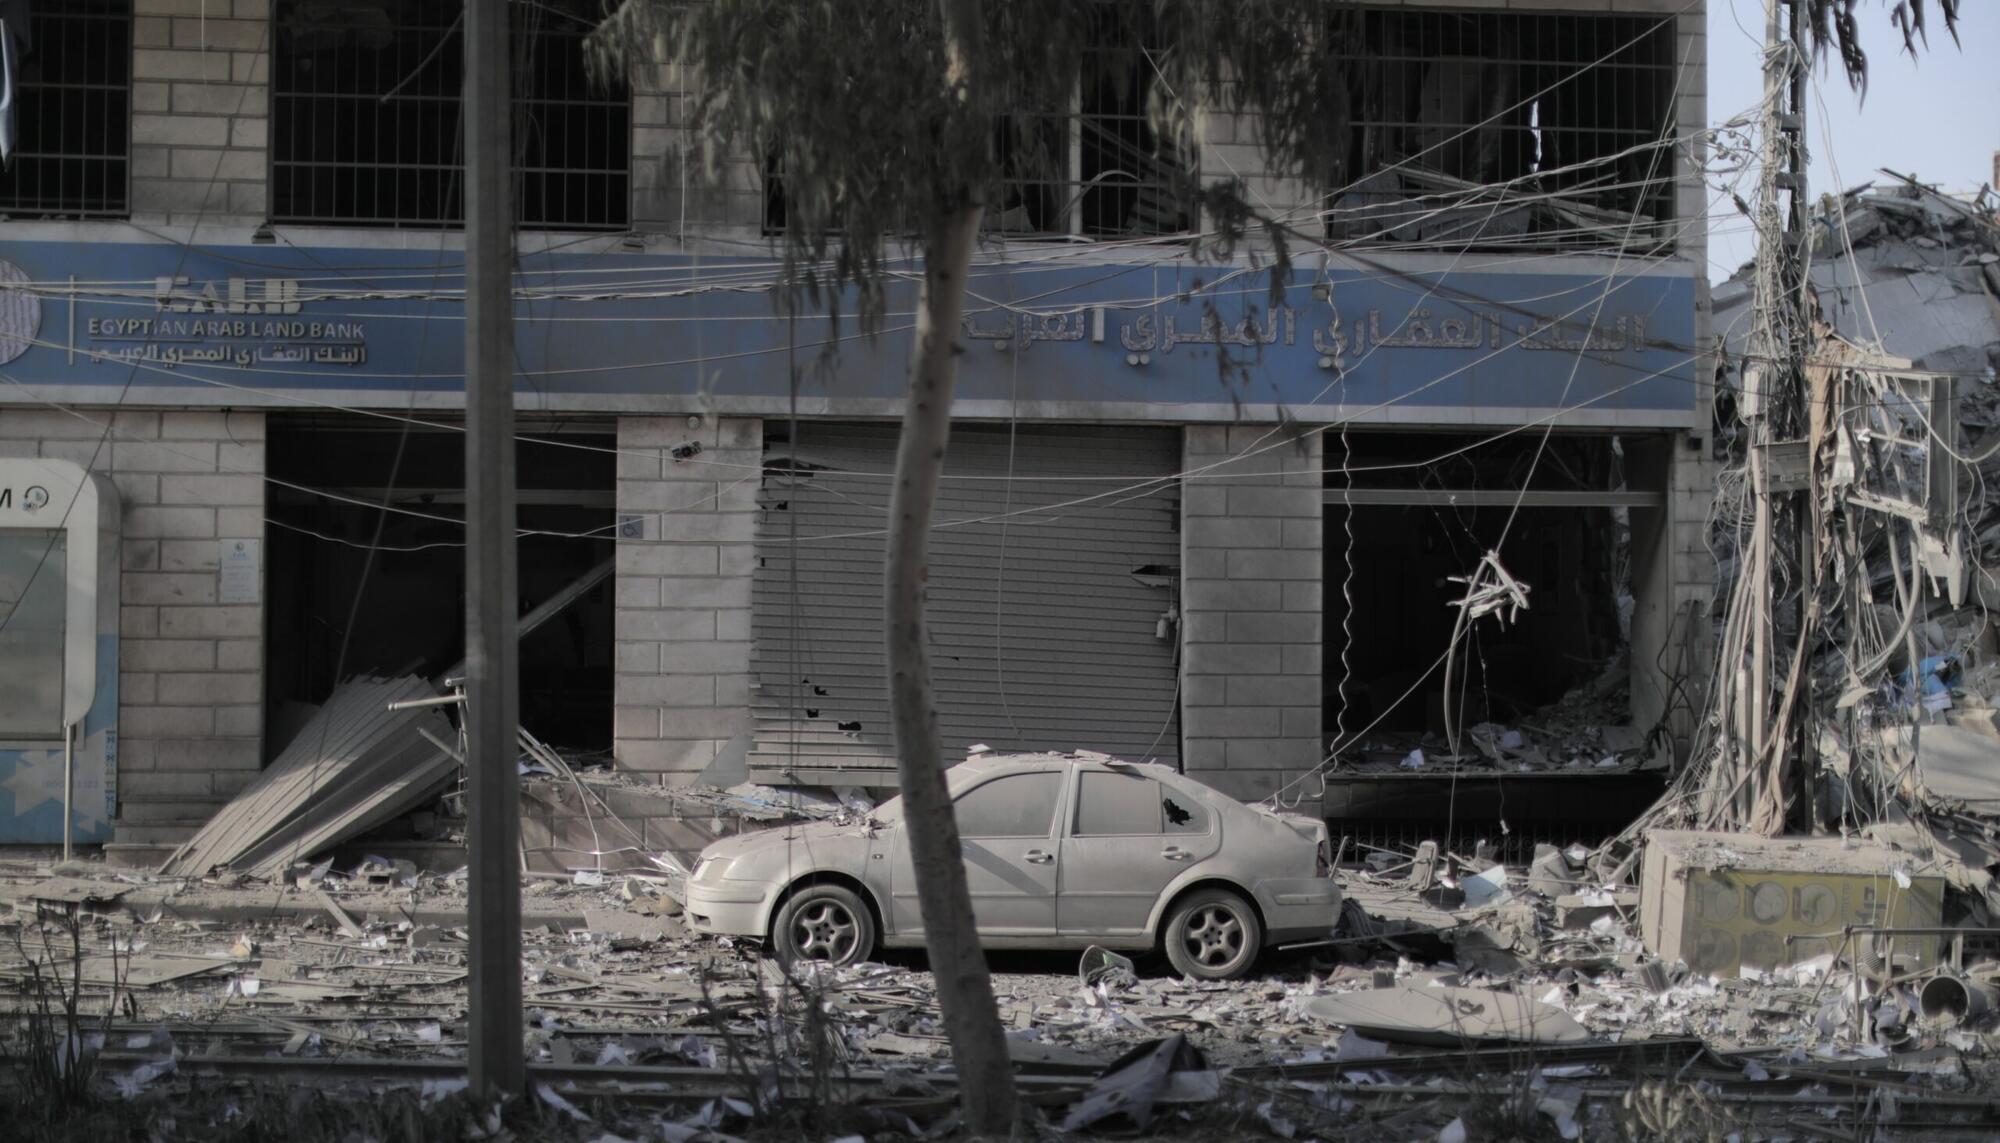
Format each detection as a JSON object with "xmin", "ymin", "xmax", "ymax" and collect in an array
[
  {"xmin": 1059, "ymin": 1032, "xmax": 1215, "ymax": 1131},
  {"xmin": 1335, "ymin": 660, "xmax": 1645, "ymax": 775},
  {"xmin": 5, "ymin": 838, "xmax": 2000, "ymax": 1140},
  {"xmin": 1528, "ymin": 843, "xmax": 1585, "ymax": 898},
  {"xmin": 1304, "ymin": 985, "xmax": 1589, "ymax": 1045}
]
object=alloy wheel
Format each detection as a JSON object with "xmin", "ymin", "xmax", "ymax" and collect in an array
[
  {"xmin": 1180, "ymin": 902, "xmax": 1246, "ymax": 969},
  {"xmin": 790, "ymin": 898, "xmax": 859, "ymax": 961}
]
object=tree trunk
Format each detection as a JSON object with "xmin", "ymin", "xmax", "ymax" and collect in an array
[{"xmin": 884, "ymin": 201, "xmax": 1017, "ymax": 1136}]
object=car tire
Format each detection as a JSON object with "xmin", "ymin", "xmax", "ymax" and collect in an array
[
  {"xmin": 1163, "ymin": 888, "xmax": 1261, "ymax": 980},
  {"xmin": 771, "ymin": 883, "xmax": 876, "ymax": 968}
]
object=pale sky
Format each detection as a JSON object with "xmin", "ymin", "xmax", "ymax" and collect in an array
[{"xmin": 1704, "ymin": 0, "xmax": 2000, "ymax": 282}]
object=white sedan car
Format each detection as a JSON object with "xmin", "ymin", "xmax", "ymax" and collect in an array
[{"xmin": 684, "ymin": 752, "xmax": 1340, "ymax": 980}]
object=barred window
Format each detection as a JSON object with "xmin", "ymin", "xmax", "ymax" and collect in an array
[
  {"xmin": 0, "ymin": 1, "xmax": 131, "ymax": 220},
  {"xmin": 989, "ymin": 3, "xmax": 1193, "ymax": 238},
  {"xmin": 764, "ymin": 2, "xmax": 1193, "ymax": 240},
  {"xmin": 1324, "ymin": 9, "xmax": 1679, "ymax": 253},
  {"xmin": 273, "ymin": 0, "xmax": 629, "ymax": 230}
]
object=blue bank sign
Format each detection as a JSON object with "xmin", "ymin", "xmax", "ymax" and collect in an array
[{"xmin": 0, "ymin": 240, "xmax": 1697, "ymax": 426}]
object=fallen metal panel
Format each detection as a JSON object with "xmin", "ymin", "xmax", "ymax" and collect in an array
[
  {"xmin": 233, "ymin": 746, "xmax": 458, "ymax": 879},
  {"xmin": 158, "ymin": 676, "xmax": 451, "ymax": 877}
]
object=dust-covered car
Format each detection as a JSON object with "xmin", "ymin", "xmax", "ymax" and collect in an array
[{"xmin": 683, "ymin": 752, "xmax": 1340, "ymax": 980}]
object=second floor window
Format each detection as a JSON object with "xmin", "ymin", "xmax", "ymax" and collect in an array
[
  {"xmin": 0, "ymin": 0, "xmax": 131, "ymax": 220},
  {"xmin": 1324, "ymin": 8, "xmax": 1680, "ymax": 253},
  {"xmin": 272, "ymin": 0, "xmax": 629, "ymax": 230},
  {"xmin": 764, "ymin": 1, "xmax": 1193, "ymax": 241},
  {"xmin": 990, "ymin": 3, "xmax": 1193, "ymax": 238}
]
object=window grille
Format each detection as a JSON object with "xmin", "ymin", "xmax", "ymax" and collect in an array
[
  {"xmin": 272, "ymin": 0, "xmax": 629, "ymax": 230},
  {"xmin": 990, "ymin": 3, "xmax": 1193, "ymax": 239},
  {"xmin": 764, "ymin": 1, "xmax": 1193, "ymax": 240},
  {"xmin": 1324, "ymin": 9, "xmax": 1679, "ymax": 253},
  {"xmin": 0, "ymin": 1, "xmax": 131, "ymax": 220}
]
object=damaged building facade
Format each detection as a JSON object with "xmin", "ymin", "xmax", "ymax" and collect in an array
[{"xmin": 0, "ymin": 0, "xmax": 1713, "ymax": 860}]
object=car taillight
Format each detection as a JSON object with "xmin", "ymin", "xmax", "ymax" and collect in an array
[{"xmin": 1316, "ymin": 840, "xmax": 1333, "ymax": 877}]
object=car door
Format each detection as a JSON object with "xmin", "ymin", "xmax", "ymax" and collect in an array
[
  {"xmin": 1057, "ymin": 767, "xmax": 1223, "ymax": 939},
  {"xmin": 887, "ymin": 767, "xmax": 1065, "ymax": 940}
]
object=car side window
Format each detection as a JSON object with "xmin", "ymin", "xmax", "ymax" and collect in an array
[
  {"xmin": 1161, "ymin": 786, "xmax": 1209, "ymax": 835},
  {"xmin": 1074, "ymin": 770, "xmax": 1163, "ymax": 836},
  {"xmin": 953, "ymin": 771, "xmax": 1062, "ymax": 838}
]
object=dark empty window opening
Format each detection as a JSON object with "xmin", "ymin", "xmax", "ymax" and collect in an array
[
  {"xmin": 0, "ymin": 1, "xmax": 131, "ymax": 220},
  {"xmin": 273, "ymin": 0, "xmax": 630, "ymax": 230},
  {"xmin": 1323, "ymin": 8, "xmax": 1678, "ymax": 252},
  {"xmin": 1321, "ymin": 432, "xmax": 1631, "ymax": 740},
  {"xmin": 263, "ymin": 415, "xmax": 616, "ymax": 756}
]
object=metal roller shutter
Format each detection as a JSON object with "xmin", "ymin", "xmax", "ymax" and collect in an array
[{"xmin": 751, "ymin": 423, "xmax": 1181, "ymax": 784}]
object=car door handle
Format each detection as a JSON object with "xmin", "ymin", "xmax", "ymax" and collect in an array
[
  {"xmin": 1162, "ymin": 846, "xmax": 1191, "ymax": 861},
  {"xmin": 1024, "ymin": 849, "xmax": 1054, "ymax": 864}
]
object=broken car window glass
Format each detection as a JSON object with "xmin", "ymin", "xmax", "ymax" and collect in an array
[
  {"xmin": 1162, "ymin": 791, "xmax": 1207, "ymax": 835},
  {"xmin": 953, "ymin": 771, "xmax": 1062, "ymax": 838},
  {"xmin": 1075, "ymin": 770, "xmax": 1164, "ymax": 836}
]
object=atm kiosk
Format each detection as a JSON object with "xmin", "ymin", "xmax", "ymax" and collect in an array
[{"xmin": 0, "ymin": 458, "xmax": 119, "ymax": 848}]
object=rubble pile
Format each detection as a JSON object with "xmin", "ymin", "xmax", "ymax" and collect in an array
[
  {"xmin": 8, "ymin": 828, "xmax": 2000, "ymax": 1139},
  {"xmin": 1698, "ymin": 181, "xmax": 2000, "ymax": 910},
  {"xmin": 1336, "ymin": 660, "xmax": 1655, "ymax": 775}
]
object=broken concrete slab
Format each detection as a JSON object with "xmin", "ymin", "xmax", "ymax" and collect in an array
[
  {"xmin": 1910, "ymin": 724, "xmax": 2000, "ymax": 811},
  {"xmin": 1528, "ymin": 843, "xmax": 1583, "ymax": 898},
  {"xmin": 1303, "ymin": 984, "xmax": 1589, "ymax": 1045}
]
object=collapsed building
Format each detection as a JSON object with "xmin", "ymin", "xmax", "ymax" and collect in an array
[
  {"xmin": 0, "ymin": 0, "xmax": 1716, "ymax": 863},
  {"xmin": 1701, "ymin": 177, "xmax": 2000, "ymax": 880}
]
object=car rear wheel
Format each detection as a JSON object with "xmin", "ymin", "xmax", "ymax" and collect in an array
[
  {"xmin": 772, "ymin": 884, "xmax": 875, "ymax": 968},
  {"xmin": 1163, "ymin": 888, "xmax": 1260, "ymax": 980}
]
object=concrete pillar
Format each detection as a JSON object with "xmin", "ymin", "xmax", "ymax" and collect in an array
[
  {"xmin": 612, "ymin": 415, "xmax": 759, "ymax": 785},
  {"xmin": 1180, "ymin": 425, "xmax": 1324, "ymax": 809}
]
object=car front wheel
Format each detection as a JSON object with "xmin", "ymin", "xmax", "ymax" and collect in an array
[
  {"xmin": 1163, "ymin": 888, "xmax": 1261, "ymax": 980},
  {"xmin": 772, "ymin": 883, "xmax": 876, "ymax": 968}
]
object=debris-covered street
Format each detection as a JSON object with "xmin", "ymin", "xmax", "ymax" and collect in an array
[{"xmin": 7, "ymin": 771, "xmax": 2000, "ymax": 1142}]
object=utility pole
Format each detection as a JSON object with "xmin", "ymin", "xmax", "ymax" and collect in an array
[
  {"xmin": 463, "ymin": 0, "xmax": 523, "ymax": 1097},
  {"xmin": 1780, "ymin": 0, "xmax": 1814, "ymax": 827},
  {"xmin": 1730, "ymin": 0, "xmax": 1809, "ymax": 833}
]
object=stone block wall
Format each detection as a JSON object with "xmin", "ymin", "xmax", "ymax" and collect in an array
[
  {"xmin": 629, "ymin": 64, "xmax": 767, "ymax": 237},
  {"xmin": 131, "ymin": 0, "xmax": 271, "ymax": 224},
  {"xmin": 1180, "ymin": 425, "xmax": 1324, "ymax": 809},
  {"xmin": 0, "ymin": 408, "xmax": 265, "ymax": 825},
  {"xmin": 612, "ymin": 415, "xmax": 760, "ymax": 783}
]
